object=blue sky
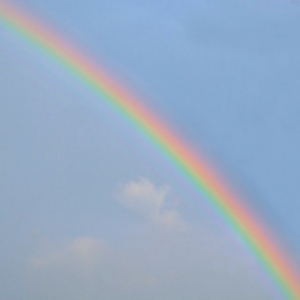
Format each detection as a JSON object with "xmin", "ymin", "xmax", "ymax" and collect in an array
[{"xmin": 1, "ymin": 0, "xmax": 300, "ymax": 299}]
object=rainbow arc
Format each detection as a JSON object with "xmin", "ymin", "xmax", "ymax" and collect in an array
[{"xmin": 0, "ymin": 3, "xmax": 299, "ymax": 299}]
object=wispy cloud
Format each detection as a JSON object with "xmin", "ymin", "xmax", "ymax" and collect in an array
[
  {"xmin": 27, "ymin": 235, "xmax": 160, "ymax": 295},
  {"xmin": 30, "ymin": 237, "xmax": 107, "ymax": 272},
  {"xmin": 24, "ymin": 230, "xmax": 275, "ymax": 300},
  {"xmin": 117, "ymin": 177, "xmax": 187, "ymax": 232}
]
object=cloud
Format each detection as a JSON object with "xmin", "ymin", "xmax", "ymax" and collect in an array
[
  {"xmin": 117, "ymin": 178, "xmax": 187, "ymax": 232},
  {"xmin": 23, "ymin": 231, "xmax": 276, "ymax": 300},
  {"xmin": 26, "ymin": 235, "xmax": 161, "ymax": 298},
  {"xmin": 30, "ymin": 237, "xmax": 107, "ymax": 272}
]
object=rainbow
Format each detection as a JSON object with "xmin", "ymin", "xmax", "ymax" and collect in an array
[{"xmin": 0, "ymin": 2, "xmax": 299, "ymax": 299}]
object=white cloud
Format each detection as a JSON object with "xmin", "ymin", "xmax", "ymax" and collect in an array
[
  {"xmin": 27, "ymin": 235, "xmax": 161, "ymax": 297},
  {"xmin": 24, "ymin": 231, "xmax": 276, "ymax": 300},
  {"xmin": 30, "ymin": 237, "xmax": 107, "ymax": 272},
  {"xmin": 117, "ymin": 178, "xmax": 187, "ymax": 232}
]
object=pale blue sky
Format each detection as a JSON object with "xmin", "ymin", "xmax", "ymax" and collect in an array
[{"xmin": 1, "ymin": 0, "xmax": 300, "ymax": 299}]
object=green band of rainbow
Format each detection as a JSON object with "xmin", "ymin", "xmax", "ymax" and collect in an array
[{"xmin": 0, "ymin": 2, "xmax": 299, "ymax": 299}]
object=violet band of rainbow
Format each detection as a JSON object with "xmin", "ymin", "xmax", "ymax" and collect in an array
[{"xmin": 0, "ymin": 2, "xmax": 299, "ymax": 299}]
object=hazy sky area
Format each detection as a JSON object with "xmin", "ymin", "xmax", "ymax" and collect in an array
[{"xmin": 1, "ymin": 0, "xmax": 300, "ymax": 299}]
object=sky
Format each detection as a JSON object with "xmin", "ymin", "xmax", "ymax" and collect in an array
[{"xmin": 1, "ymin": 0, "xmax": 300, "ymax": 299}]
